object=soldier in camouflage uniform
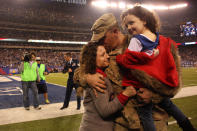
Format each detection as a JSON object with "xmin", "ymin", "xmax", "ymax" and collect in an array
[{"xmin": 74, "ymin": 13, "xmax": 182, "ymax": 130}]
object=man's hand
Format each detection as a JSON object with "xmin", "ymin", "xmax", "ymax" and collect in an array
[
  {"xmin": 122, "ymin": 86, "xmax": 136, "ymax": 97},
  {"xmin": 87, "ymin": 73, "xmax": 106, "ymax": 93},
  {"xmin": 68, "ymin": 68, "xmax": 72, "ymax": 72},
  {"xmin": 137, "ymin": 88, "xmax": 152, "ymax": 104},
  {"xmin": 44, "ymin": 72, "xmax": 49, "ymax": 75}
]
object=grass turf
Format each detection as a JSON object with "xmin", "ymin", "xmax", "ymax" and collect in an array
[
  {"xmin": 168, "ymin": 95, "xmax": 197, "ymax": 130},
  {"xmin": 44, "ymin": 67, "xmax": 197, "ymax": 87},
  {"xmin": 46, "ymin": 73, "xmax": 68, "ymax": 87},
  {"xmin": 181, "ymin": 67, "xmax": 197, "ymax": 87},
  {"xmin": 0, "ymin": 114, "xmax": 82, "ymax": 131}
]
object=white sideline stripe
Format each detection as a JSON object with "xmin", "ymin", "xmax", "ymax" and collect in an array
[
  {"xmin": 173, "ymin": 86, "xmax": 197, "ymax": 99},
  {"xmin": 0, "ymin": 101, "xmax": 84, "ymax": 125},
  {"xmin": 0, "ymin": 76, "xmax": 12, "ymax": 82},
  {"xmin": 8, "ymin": 76, "xmax": 21, "ymax": 81},
  {"xmin": 168, "ymin": 117, "xmax": 192, "ymax": 125}
]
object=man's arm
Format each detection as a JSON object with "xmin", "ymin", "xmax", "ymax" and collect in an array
[
  {"xmin": 62, "ymin": 62, "xmax": 68, "ymax": 73},
  {"xmin": 73, "ymin": 65, "xmax": 106, "ymax": 92},
  {"xmin": 18, "ymin": 62, "xmax": 24, "ymax": 73},
  {"xmin": 36, "ymin": 66, "xmax": 40, "ymax": 82},
  {"xmin": 44, "ymin": 65, "xmax": 49, "ymax": 75}
]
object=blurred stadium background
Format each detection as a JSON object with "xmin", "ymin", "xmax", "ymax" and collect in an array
[{"xmin": 0, "ymin": 0, "xmax": 197, "ymax": 130}]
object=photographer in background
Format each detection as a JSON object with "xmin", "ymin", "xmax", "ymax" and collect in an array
[
  {"xmin": 18, "ymin": 52, "xmax": 41, "ymax": 110},
  {"xmin": 36, "ymin": 57, "xmax": 50, "ymax": 104}
]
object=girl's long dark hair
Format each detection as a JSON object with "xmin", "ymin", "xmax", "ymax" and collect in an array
[{"xmin": 121, "ymin": 6, "xmax": 160, "ymax": 34}]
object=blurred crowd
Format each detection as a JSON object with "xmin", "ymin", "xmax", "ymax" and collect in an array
[
  {"xmin": 0, "ymin": 44, "xmax": 197, "ymax": 70},
  {"xmin": 179, "ymin": 45, "xmax": 197, "ymax": 67},
  {"xmin": 0, "ymin": 48, "xmax": 80, "ymax": 72},
  {"xmin": 0, "ymin": 1, "xmax": 98, "ymax": 41},
  {"xmin": 0, "ymin": 0, "xmax": 196, "ymax": 42}
]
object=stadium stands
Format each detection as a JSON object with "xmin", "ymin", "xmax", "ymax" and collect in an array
[
  {"xmin": 0, "ymin": 0, "xmax": 196, "ymax": 42},
  {"xmin": 179, "ymin": 45, "xmax": 197, "ymax": 67},
  {"xmin": 0, "ymin": 0, "xmax": 197, "ymax": 71}
]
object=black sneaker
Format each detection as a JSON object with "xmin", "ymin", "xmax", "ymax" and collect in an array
[
  {"xmin": 34, "ymin": 106, "xmax": 41, "ymax": 110},
  {"xmin": 60, "ymin": 106, "xmax": 68, "ymax": 110},
  {"xmin": 25, "ymin": 107, "xmax": 30, "ymax": 110}
]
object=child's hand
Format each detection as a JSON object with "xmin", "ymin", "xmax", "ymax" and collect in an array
[
  {"xmin": 122, "ymin": 86, "xmax": 137, "ymax": 97},
  {"xmin": 137, "ymin": 88, "xmax": 152, "ymax": 104},
  {"xmin": 153, "ymin": 48, "xmax": 159, "ymax": 57}
]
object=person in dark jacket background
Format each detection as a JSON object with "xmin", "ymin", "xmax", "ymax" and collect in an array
[{"xmin": 60, "ymin": 52, "xmax": 81, "ymax": 110}]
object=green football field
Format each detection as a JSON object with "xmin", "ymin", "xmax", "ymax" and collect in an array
[
  {"xmin": 45, "ymin": 67, "xmax": 197, "ymax": 87},
  {"xmin": 1, "ymin": 67, "xmax": 197, "ymax": 131}
]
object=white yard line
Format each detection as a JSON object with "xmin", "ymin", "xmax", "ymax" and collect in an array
[
  {"xmin": 0, "ymin": 87, "xmax": 22, "ymax": 96},
  {"xmin": 7, "ymin": 76, "xmax": 21, "ymax": 81},
  {"xmin": 0, "ymin": 76, "xmax": 12, "ymax": 82}
]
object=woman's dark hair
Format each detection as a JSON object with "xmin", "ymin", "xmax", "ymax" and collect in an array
[
  {"xmin": 121, "ymin": 6, "xmax": 160, "ymax": 34},
  {"xmin": 81, "ymin": 42, "xmax": 103, "ymax": 74}
]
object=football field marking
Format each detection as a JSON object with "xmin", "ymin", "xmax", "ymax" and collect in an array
[
  {"xmin": 0, "ymin": 87, "xmax": 22, "ymax": 96},
  {"xmin": 7, "ymin": 76, "xmax": 21, "ymax": 81},
  {"xmin": 168, "ymin": 117, "xmax": 192, "ymax": 125},
  {"xmin": 0, "ymin": 76, "xmax": 12, "ymax": 82}
]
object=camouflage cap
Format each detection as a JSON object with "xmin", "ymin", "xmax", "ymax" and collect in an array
[{"xmin": 91, "ymin": 13, "xmax": 118, "ymax": 42}]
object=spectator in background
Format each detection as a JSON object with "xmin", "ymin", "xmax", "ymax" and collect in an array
[
  {"xmin": 36, "ymin": 57, "xmax": 50, "ymax": 104},
  {"xmin": 18, "ymin": 52, "xmax": 41, "ymax": 110},
  {"xmin": 60, "ymin": 52, "xmax": 81, "ymax": 110}
]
